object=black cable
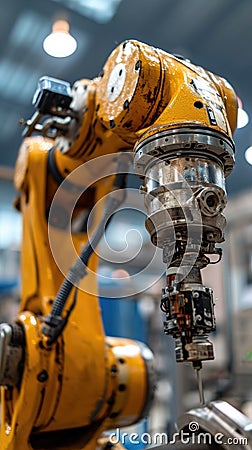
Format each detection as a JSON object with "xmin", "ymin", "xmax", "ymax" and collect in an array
[
  {"xmin": 49, "ymin": 193, "xmax": 124, "ymax": 320},
  {"xmin": 47, "ymin": 287, "xmax": 78, "ymax": 345},
  {"xmin": 42, "ymin": 154, "xmax": 130, "ymax": 341}
]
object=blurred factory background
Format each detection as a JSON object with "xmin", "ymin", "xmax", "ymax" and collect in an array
[{"xmin": 1, "ymin": 0, "xmax": 252, "ymax": 444}]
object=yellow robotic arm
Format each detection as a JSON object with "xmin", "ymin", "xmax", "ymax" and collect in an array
[{"xmin": 0, "ymin": 40, "xmax": 237, "ymax": 450}]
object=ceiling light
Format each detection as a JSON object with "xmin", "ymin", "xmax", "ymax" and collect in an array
[
  {"xmin": 237, "ymin": 96, "xmax": 249, "ymax": 129},
  {"xmin": 237, "ymin": 107, "xmax": 249, "ymax": 129},
  {"xmin": 245, "ymin": 146, "xmax": 252, "ymax": 165},
  {"xmin": 43, "ymin": 20, "xmax": 77, "ymax": 58}
]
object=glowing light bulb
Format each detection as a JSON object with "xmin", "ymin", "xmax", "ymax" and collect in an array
[
  {"xmin": 245, "ymin": 146, "xmax": 252, "ymax": 165},
  {"xmin": 43, "ymin": 20, "xmax": 77, "ymax": 58},
  {"xmin": 237, "ymin": 107, "xmax": 249, "ymax": 129},
  {"xmin": 237, "ymin": 97, "xmax": 249, "ymax": 129}
]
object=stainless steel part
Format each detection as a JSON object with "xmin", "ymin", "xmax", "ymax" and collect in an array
[
  {"xmin": 161, "ymin": 266, "xmax": 215, "ymax": 364},
  {"xmin": 177, "ymin": 401, "xmax": 252, "ymax": 449},
  {"xmin": 134, "ymin": 128, "xmax": 235, "ymax": 176},
  {"xmin": 195, "ymin": 365, "xmax": 205, "ymax": 406},
  {"xmin": 135, "ymin": 128, "xmax": 232, "ymax": 254},
  {"xmin": 134, "ymin": 127, "xmax": 235, "ymax": 369},
  {"xmin": 0, "ymin": 323, "xmax": 24, "ymax": 386}
]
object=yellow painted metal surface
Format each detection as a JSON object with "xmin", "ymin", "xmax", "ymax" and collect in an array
[
  {"xmin": 1, "ymin": 136, "xmax": 148, "ymax": 449},
  {"xmin": 95, "ymin": 40, "xmax": 237, "ymax": 146}
]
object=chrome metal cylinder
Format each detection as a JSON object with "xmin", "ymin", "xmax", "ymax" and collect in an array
[
  {"xmin": 134, "ymin": 127, "xmax": 235, "ymax": 264},
  {"xmin": 0, "ymin": 323, "xmax": 24, "ymax": 386}
]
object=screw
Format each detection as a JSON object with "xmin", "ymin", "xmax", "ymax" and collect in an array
[
  {"xmin": 123, "ymin": 100, "xmax": 129, "ymax": 109},
  {"xmin": 37, "ymin": 370, "xmax": 48, "ymax": 382},
  {"xmin": 110, "ymin": 365, "xmax": 118, "ymax": 374},
  {"xmin": 139, "ymin": 185, "xmax": 147, "ymax": 193},
  {"xmin": 135, "ymin": 60, "xmax": 141, "ymax": 71}
]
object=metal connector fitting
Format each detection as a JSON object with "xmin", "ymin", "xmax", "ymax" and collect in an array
[
  {"xmin": 42, "ymin": 314, "xmax": 63, "ymax": 338},
  {"xmin": 0, "ymin": 323, "xmax": 25, "ymax": 386}
]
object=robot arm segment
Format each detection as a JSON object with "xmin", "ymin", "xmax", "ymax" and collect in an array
[{"xmin": 0, "ymin": 39, "xmax": 238, "ymax": 449}]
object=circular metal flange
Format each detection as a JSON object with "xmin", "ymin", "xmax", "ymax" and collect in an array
[
  {"xmin": 137, "ymin": 340, "xmax": 156, "ymax": 420},
  {"xmin": 196, "ymin": 186, "xmax": 227, "ymax": 217},
  {"xmin": 96, "ymin": 40, "xmax": 170, "ymax": 136},
  {"xmin": 106, "ymin": 63, "xmax": 127, "ymax": 102},
  {"xmin": 134, "ymin": 127, "xmax": 235, "ymax": 177}
]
